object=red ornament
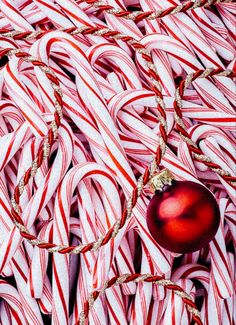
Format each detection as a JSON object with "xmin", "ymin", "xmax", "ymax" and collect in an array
[{"xmin": 146, "ymin": 170, "xmax": 220, "ymax": 254}]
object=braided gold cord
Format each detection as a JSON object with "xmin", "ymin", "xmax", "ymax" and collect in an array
[{"xmin": 78, "ymin": 274, "xmax": 202, "ymax": 325}]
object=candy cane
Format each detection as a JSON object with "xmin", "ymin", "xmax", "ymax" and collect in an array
[
  {"xmin": 173, "ymin": 67, "xmax": 236, "ymax": 189},
  {"xmin": 0, "ymin": 0, "xmax": 232, "ymax": 33},
  {"xmin": 0, "ymin": 279, "xmax": 27, "ymax": 324},
  {"xmin": 0, "ymin": 0, "xmax": 35, "ymax": 31},
  {"xmin": 78, "ymin": 274, "xmax": 202, "ymax": 325},
  {"xmin": 189, "ymin": 8, "xmax": 235, "ymax": 61},
  {"xmin": 0, "ymin": 26, "xmax": 170, "ymax": 256},
  {"xmin": 61, "ymin": 0, "xmax": 234, "ymax": 23},
  {"xmin": 0, "ymin": 24, "xmax": 234, "ymax": 298},
  {"xmin": 0, "ymin": 1, "xmax": 234, "ymax": 324}
]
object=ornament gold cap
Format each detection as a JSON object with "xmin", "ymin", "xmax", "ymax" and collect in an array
[{"xmin": 150, "ymin": 169, "xmax": 174, "ymax": 192}]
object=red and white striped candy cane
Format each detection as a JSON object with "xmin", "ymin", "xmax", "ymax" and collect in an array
[{"xmin": 0, "ymin": 0, "xmax": 235, "ymax": 324}]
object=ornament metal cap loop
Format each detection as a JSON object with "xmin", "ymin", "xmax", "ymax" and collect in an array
[{"xmin": 149, "ymin": 169, "xmax": 174, "ymax": 192}]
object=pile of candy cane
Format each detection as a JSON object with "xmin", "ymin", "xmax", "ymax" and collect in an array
[{"xmin": 0, "ymin": 0, "xmax": 235, "ymax": 324}]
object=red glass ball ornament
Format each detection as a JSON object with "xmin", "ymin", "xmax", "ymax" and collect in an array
[{"xmin": 146, "ymin": 180, "xmax": 220, "ymax": 254}]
